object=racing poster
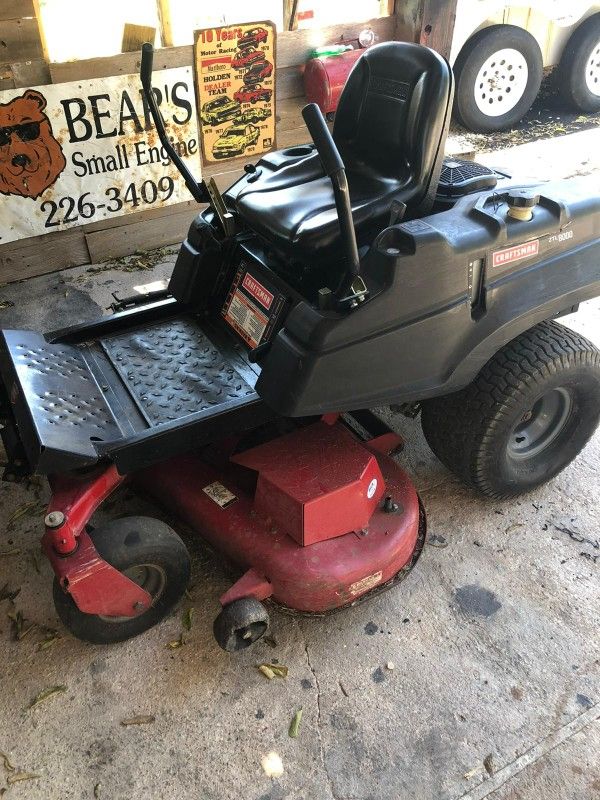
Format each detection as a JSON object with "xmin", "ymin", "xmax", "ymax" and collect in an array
[
  {"xmin": 0, "ymin": 67, "xmax": 200, "ymax": 245},
  {"xmin": 194, "ymin": 21, "xmax": 276, "ymax": 164}
]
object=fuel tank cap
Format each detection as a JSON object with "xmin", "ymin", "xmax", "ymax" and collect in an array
[{"xmin": 507, "ymin": 189, "xmax": 540, "ymax": 221}]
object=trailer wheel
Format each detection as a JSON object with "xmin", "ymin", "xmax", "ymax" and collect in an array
[
  {"xmin": 421, "ymin": 321, "xmax": 600, "ymax": 499},
  {"xmin": 53, "ymin": 517, "xmax": 191, "ymax": 644},
  {"xmin": 213, "ymin": 598, "xmax": 269, "ymax": 652},
  {"xmin": 453, "ymin": 25, "xmax": 543, "ymax": 133},
  {"xmin": 557, "ymin": 14, "xmax": 600, "ymax": 113}
]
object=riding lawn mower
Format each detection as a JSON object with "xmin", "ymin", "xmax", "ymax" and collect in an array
[{"xmin": 0, "ymin": 42, "xmax": 598, "ymax": 651}]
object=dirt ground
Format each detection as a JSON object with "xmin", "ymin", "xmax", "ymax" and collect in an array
[{"xmin": 0, "ymin": 127, "xmax": 598, "ymax": 800}]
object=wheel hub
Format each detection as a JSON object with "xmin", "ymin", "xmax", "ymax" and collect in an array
[
  {"xmin": 474, "ymin": 48, "xmax": 529, "ymax": 117},
  {"xmin": 99, "ymin": 563, "xmax": 166, "ymax": 623},
  {"xmin": 585, "ymin": 39, "xmax": 600, "ymax": 97},
  {"xmin": 508, "ymin": 387, "xmax": 572, "ymax": 460}
]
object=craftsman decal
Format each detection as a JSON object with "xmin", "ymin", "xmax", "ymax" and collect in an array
[
  {"xmin": 195, "ymin": 21, "xmax": 276, "ymax": 163},
  {"xmin": 242, "ymin": 273, "xmax": 273, "ymax": 310},
  {"xmin": 0, "ymin": 68, "xmax": 200, "ymax": 245},
  {"xmin": 492, "ymin": 239, "xmax": 540, "ymax": 267}
]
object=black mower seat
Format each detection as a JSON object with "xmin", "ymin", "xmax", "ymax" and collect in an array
[{"xmin": 233, "ymin": 42, "xmax": 454, "ymax": 257}]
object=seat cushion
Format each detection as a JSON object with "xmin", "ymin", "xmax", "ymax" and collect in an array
[{"xmin": 235, "ymin": 151, "xmax": 413, "ymax": 256}]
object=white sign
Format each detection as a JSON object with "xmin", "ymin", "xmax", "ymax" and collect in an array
[{"xmin": 0, "ymin": 67, "xmax": 200, "ymax": 245}]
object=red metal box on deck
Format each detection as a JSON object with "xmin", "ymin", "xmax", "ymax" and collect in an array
[{"xmin": 232, "ymin": 422, "xmax": 385, "ymax": 546}]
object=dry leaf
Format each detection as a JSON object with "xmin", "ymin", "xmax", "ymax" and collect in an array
[
  {"xmin": 463, "ymin": 766, "xmax": 480, "ymax": 779},
  {"xmin": 120, "ymin": 715, "xmax": 155, "ymax": 726},
  {"xmin": 182, "ymin": 607, "xmax": 194, "ymax": 631},
  {"xmin": 0, "ymin": 584, "xmax": 20, "ymax": 604},
  {"xmin": 288, "ymin": 708, "xmax": 303, "ymax": 738},
  {"xmin": 7, "ymin": 501, "xmax": 45, "ymax": 530},
  {"xmin": 0, "ymin": 751, "xmax": 15, "ymax": 772},
  {"xmin": 94, "ymin": 783, "xmax": 101, "ymax": 798},
  {"xmin": 38, "ymin": 633, "xmax": 61, "ymax": 651},
  {"xmin": 0, "ymin": 549, "xmax": 21, "ymax": 557},
  {"xmin": 257, "ymin": 663, "xmax": 288, "ymax": 679},
  {"xmin": 7, "ymin": 772, "xmax": 40, "ymax": 785},
  {"xmin": 258, "ymin": 664, "xmax": 276, "ymax": 680},
  {"xmin": 27, "ymin": 685, "xmax": 67, "ymax": 710},
  {"xmin": 167, "ymin": 633, "xmax": 185, "ymax": 649}
]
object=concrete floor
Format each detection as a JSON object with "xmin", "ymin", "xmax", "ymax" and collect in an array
[{"xmin": 0, "ymin": 131, "xmax": 598, "ymax": 800}]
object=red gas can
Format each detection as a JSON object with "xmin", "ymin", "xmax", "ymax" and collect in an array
[{"xmin": 303, "ymin": 49, "xmax": 363, "ymax": 116}]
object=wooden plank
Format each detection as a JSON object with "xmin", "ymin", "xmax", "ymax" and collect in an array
[
  {"xmin": 49, "ymin": 45, "xmax": 192, "ymax": 83},
  {"xmin": 0, "ymin": 0, "xmax": 35, "ymax": 21},
  {"xmin": 0, "ymin": 229, "xmax": 89, "ymax": 284},
  {"xmin": 83, "ymin": 200, "xmax": 195, "ymax": 234},
  {"xmin": 121, "ymin": 23, "xmax": 156, "ymax": 53},
  {"xmin": 418, "ymin": 0, "xmax": 458, "ymax": 60},
  {"xmin": 0, "ymin": 16, "xmax": 43, "ymax": 61},
  {"xmin": 276, "ymin": 16, "xmax": 395, "ymax": 69},
  {"xmin": 276, "ymin": 64, "xmax": 304, "ymax": 100},
  {"xmin": 49, "ymin": 16, "xmax": 398, "ymax": 86},
  {"xmin": 11, "ymin": 57, "xmax": 49, "ymax": 86},
  {"xmin": 85, "ymin": 206, "xmax": 194, "ymax": 262}
]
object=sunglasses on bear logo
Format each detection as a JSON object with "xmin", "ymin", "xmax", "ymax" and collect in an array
[{"xmin": 0, "ymin": 122, "xmax": 41, "ymax": 147}]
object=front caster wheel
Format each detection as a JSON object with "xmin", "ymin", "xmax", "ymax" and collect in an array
[
  {"xmin": 53, "ymin": 516, "xmax": 191, "ymax": 644},
  {"xmin": 421, "ymin": 321, "xmax": 600, "ymax": 499},
  {"xmin": 213, "ymin": 598, "xmax": 269, "ymax": 652}
]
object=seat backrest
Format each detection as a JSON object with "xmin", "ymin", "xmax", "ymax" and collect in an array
[{"xmin": 333, "ymin": 41, "xmax": 454, "ymax": 216}]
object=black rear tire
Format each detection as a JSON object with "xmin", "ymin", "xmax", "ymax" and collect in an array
[
  {"xmin": 53, "ymin": 516, "xmax": 191, "ymax": 644},
  {"xmin": 421, "ymin": 321, "xmax": 600, "ymax": 499},
  {"xmin": 453, "ymin": 24, "xmax": 543, "ymax": 133},
  {"xmin": 557, "ymin": 14, "xmax": 600, "ymax": 113}
]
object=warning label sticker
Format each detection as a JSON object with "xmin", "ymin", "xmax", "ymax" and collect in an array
[
  {"xmin": 203, "ymin": 481, "xmax": 237, "ymax": 508},
  {"xmin": 224, "ymin": 289, "xmax": 268, "ymax": 349}
]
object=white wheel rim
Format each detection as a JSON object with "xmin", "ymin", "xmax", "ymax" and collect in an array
[
  {"xmin": 474, "ymin": 48, "xmax": 529, "ymax": 117},
  {"xmin": 585, "ymin": 39, "xmax": 600, "ymax": 97}
]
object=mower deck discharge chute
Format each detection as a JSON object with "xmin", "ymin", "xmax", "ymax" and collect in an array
[{"xmin": 0, "ymin": 42, "xmax": 598, "ymax": 651}]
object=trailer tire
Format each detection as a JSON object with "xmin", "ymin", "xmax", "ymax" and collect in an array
[
  {"xmin": 453, "ymin": 24, "xmax": 543, "ymax": 133},
  {"xmin": 53, "ymin": 516, "xmax": 191, "ymax": 644},
  {"xmin": 557, "ymin": 14, "xmax": 600, "ymax": 113},
  {"xmin": 421, "ymin": 321, "xmax": 600, "ymax": 499}
]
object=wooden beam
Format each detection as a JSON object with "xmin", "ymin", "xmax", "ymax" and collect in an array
[
  {"xmin": 156, "ymin": 0, "xmax": 173, "ymax": 47},
  {"xmin": 0, "ymin": 229, "xmax": 89, "ymax": 285},
  {"xmin": 0, "ymin": 17, "xmax": 43, "ymax": 61},
  {"xmin": 0, "ymin": 0, "xmax": 35, "ymax": 21},
  {"xmin": 417, "ymin": 0, "xmax": 458, "ymax": 60}
]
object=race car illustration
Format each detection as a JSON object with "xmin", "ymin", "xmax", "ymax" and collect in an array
[
  {"xmin": 212, "ymin": 122, "xmax": 260, "ymax": 159},
  {"xmin": 233, "ymin": 84, "xmax": 273, "ymax": 104},
  {"xmin": 231, "ymin": 49, "xmax": 264, "ymax": 70},
  {"xmin": 243, "ymin": 59, "xmax": 273, "ymax": 86},
  {"xmin": 200, "ymin": 95, "xmax": 241, "ymax": 126},
  {"xmin": 236, "ymin": 107, "xmax": 271, "ymax": 125},
  {"xmin": 237, "ymin": 26, "xmax": 268, "ymax": 50}
]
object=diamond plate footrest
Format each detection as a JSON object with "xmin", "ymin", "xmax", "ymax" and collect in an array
[{"xmin": 0, "ymin": 329, "xmax": 122, "ymax": 473}]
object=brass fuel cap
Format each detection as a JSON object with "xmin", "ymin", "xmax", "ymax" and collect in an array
[{"xmin": 507, "ymin": 189, "xmax": 540, "ymax": 221}]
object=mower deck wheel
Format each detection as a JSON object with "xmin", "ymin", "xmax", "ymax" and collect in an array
[
  {"xmin": 421, "ymin": 321, "xmax": 600, "ymax": 498},
  {"xmin": 213, "ymin": 598, "xmax": 269, "ymax": 651},
  {"xmin": 53, "ymin": 516, "xmax": 191, "ymax": 644}
]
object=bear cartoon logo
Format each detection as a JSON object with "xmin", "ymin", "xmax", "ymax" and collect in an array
[{"xmin": 0, "ymin": 89, "xmax": 66, "ymax": 200}]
